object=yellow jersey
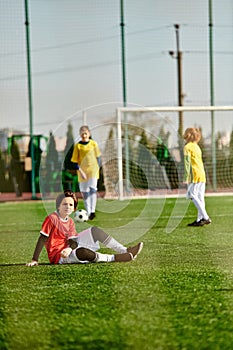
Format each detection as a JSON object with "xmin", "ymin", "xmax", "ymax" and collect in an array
[
  {"xmin": 71, "ymin": 139, "xmax": 101, "ymax": 182},
  {"xmin": 183, "ymin": 142, "xmax": 206, "ymax": 183}
]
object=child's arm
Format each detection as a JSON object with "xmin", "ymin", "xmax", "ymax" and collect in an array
[
  {"xmin": 73, "ymin": 163, "xmax": 87, "ymax": 180},
  {"xmin": 97, "ymin": 156, "xmax": 101, "ymax": 168},
  {"xmin": 183, "ymin": 146, "xmax": 191, "ymax": 184},
  {"xmin": 60, "ymin": 237, "xmax": 78, "ymax": 258},
  {"xmin": 26, "ymin": 234, "xmax": 47, "ymax": 266},
  {"xmin": 183, "ymin": 154, "xmax": 191, "ymax": 183},
  {"xmin": 78, "ymin": 167, "xmax": 87, "ymax": 180}
]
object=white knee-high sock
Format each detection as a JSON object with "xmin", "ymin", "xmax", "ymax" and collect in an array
[
  {"xmin": 103, "ymin": 237, "xmax": 127, "ymax": 253},
  {"xmin": 95, "ymin": 252, "xmax": 115, "ymax": 262},
  {"xmin": 90, "ymin": 191, "xmax": 97, "ymax": 213},
  {"xmin": 191, "ymin": 197, "xmax": 208, "ymax": 220},
  {"xmin": 83, "ymin": 192, "xmax": 91, "ymax": 215}
]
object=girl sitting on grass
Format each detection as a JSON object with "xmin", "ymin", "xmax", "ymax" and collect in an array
[{"xmin": 26, "ymin": 190, "xmax": 143, "ymax": 266}]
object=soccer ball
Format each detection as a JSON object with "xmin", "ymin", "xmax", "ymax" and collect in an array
[{"xmin": 74, "ymin": 209, "xmax": 89, "ymax": 222}]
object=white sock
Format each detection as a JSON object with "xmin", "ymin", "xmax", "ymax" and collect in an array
[
  {"xmin": 90, "ymin": 192, "xmax": 97, "ymax": 213},
  {"xmin": 95, "ymin": 252, "xmax": 115, "ymax": 262},
  {"xmin": 103, "ymin": 237, "xmax": 127, "ymax": 253},
  {"xmin": 192, "ymin": 197, "xmax": 208, "ymax": 220},
  {"xmin": 83, "ymin": 192, "xmax": 91, "ymax": 215}
]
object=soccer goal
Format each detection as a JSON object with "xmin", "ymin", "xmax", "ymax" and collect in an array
[{"xmin": 101, "ymin": 106, "xmax": 233, "ymax": 200}]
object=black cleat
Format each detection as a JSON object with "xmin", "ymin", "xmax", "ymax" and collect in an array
[
  {"xmin": 89, "ymin": 212, "xmax": 96, "ymax": 220},
  {"xmin": 127, "ymin": 242, "xmax": 143, "ymax": 259},
  {"xmin": 188, "ymin": 220, "xmax": 200, "ymax": 226},
  {"xmin": 199, "ymin": 218, "xmax": 212, "ymax": 226}
]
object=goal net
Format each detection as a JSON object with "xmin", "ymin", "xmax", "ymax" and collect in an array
[{"xmin": 101, "ymin": 106, "xmax": 233, "ymax": 200}]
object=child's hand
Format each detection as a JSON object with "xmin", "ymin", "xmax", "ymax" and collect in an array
[
  {"xmin": 26, "ymin": 260, "xmax": 39, "ymax": 267},
  {"xmin": 61, "ymin": 247, "xmax": 72, "ymax": 258},
  {"xmin": 78, "ymin": 168, "xmax": 87, "ymax": 180}
]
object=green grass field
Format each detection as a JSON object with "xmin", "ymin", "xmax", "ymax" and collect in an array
[{"xmin": 1, "ymin": 195, "xmax": 233, "ymax": 350}]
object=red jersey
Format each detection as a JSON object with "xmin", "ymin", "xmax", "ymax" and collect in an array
[{"xmin": 40, "ymin": 212, "xmax": 78, "ymax": 264}]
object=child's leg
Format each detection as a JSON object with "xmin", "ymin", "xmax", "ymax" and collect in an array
[
  {"xmin": 91, "ymin": 226, "xmax": 127, "ymax": 253},
  {"xmin": 190, "ymin": 183, "xmax": 209, "ymax": 220},
  {"xmin": 79, "ymin": 180, "xmax": 92, "ymax": 215},
  {"xmin": 96, "ymin": 251, "xmax": 133, "ymax": 262},
  {"xmin": 82, "ymin": 191, "xmax": 91, "ymax": 215},
  {"xmin": 60, "ymin": 247, "xmax": 132, "ymax": 263},
  {"xmin": 80, "ymin": 179, "xmax": 98, "ymax": 217},
  {"xmin": 89, "ymin": 187, "xmax": 97, "ymax": 214},
  {"xmin": 91, "ymin": 226, "xmax": 143, "ymax": 258},
  {"xmin": 70, "ymin": 227, "xmax": 143, "ymax": 260},
  {"xmin": 71, "ymin": 228, "xmax": 100, "ymax": 252},
  {"xmin": 75, "ymin": 247, "xmax": 133, "ymax": 263},
  {"xmin": 76, "ymin": 247, "xmax": 96, "ymax": 261},
  {"xmin": 197, "ymin": 186, "xmax": 206, "ymax": 220}
]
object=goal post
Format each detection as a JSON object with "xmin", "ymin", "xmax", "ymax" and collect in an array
[
  {"xmin": 112, "ymin": 105, "xmax": 233, "ymax": 200},
  {"xmin": 117, "ymin": 107, "xmax": 124, "ymax": 200}
]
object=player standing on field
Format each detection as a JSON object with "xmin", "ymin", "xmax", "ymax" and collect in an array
[
  {"xmin": 71, "ymin": 125, "xmax": 100, "ymax": 220},
  {"xmin": 183, "ymin": 127, "xmax": 212, "ymax": 227}
]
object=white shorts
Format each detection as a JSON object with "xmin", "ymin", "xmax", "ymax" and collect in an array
[
  {"xmin": 59, "ymin": 227, "xmax": 100, "ymax": 264},
  {"xmin": 79, "ymin": 178, "xmax": 97, "ymax": 192},
  {"xmin": 186, "ymin": 182, "xmax": 205, "ymax": 200}
]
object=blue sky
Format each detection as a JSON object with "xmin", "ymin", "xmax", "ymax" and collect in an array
[{"xmin": 0, "ymin": 0, "xmax": 232, "ymax": 145}]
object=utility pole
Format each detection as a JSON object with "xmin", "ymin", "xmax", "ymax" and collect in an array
[
  {"xmin": 169, "ymin": 24, "xmax": 184, "ymax": 138},
  {"xmin": 120, "ymin": 0, "xmax": 127, "ymax": 107},
  {"xmin": 120, "ymin": 0, "xmax": 130, "ymax": 193},
  {"xmin": 209, "ymin": 0, "xmax": 216, "ymax": 191},
  {"xmin": 24, "ymin": 0, "xmax": 37, "ymax": 199}
]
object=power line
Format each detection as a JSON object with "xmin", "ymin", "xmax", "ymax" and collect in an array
[
  {"xmin": 1, "ymin": 48, "xmax": 232, "ymax": 82},
  {"xmin": 162, "ymin": 50, "xmax": 233, "ymax": 55},
  {"xmin": 1, "ymin": 22, "xmax": 232, "ymax": 58}
]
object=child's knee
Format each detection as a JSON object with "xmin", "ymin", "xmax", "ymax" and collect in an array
[
  {"xmin": 82, "ymin": 192, "xmax": 89, "ymax": 200},
  {"xmin": 75, "ymin": 247, "xmax": 96, "ymax": 262}
]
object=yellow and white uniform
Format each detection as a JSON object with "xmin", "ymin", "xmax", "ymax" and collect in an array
[
  {"xmin": 71, "ymin": 139, "xmax": 101, "ymax": 216},
  {"xmin": 71, "ymin": 139, "xmax": 101, "ymax": 183},
  {"xmin": 183, "ymin": 141, "xmax": 209, "ymax": 222}
]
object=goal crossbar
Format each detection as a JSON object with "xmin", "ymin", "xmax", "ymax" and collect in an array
[{"xmin": 117, "ymin": 105, "xmax": 233, "ymax": 113}]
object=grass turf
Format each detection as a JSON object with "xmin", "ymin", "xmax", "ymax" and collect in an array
[{"xmin": 0, "ymin": 196, "xmax": 233, "ymax": 349}]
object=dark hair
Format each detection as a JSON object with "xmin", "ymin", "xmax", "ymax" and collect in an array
[{"xmin": 56, "ymin": 190, "xmax": 78, "ymax": 211}]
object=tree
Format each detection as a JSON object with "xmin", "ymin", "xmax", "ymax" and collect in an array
[
  {"xmin": 10, "ymin": 139, "xmax": 24, "ymax": 196},
  {"xmin": 135, "ymin": 130, "xmax": 149, "ymax": 188},
  {"xmin": 41, "ymin": 132, "xmax": 61, "ymax": 193},
  {"xmin": 229, "ymin": 129, "xmax": 233, "ymax": 158},
  {"xmin": 62, "ymin": 123, "xmax": 78, "ymax": 191},
  {"xmin": 46, "ymin": 132, "xmax": 59, "ymax": 171},
  {"xmin": 229, "ymin": 129, "xmax": 233, "ymax": 185},
  {"xmin": 0, "ymin": 149, "xmax": 6, "ymax": 192},
  {"xmin": 156, "ymin": 126, "xmax": 179, "ymax": 190},
  {"xmin": 63, "ymin": 123, "xmax": 76, "ymax": 171}
]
